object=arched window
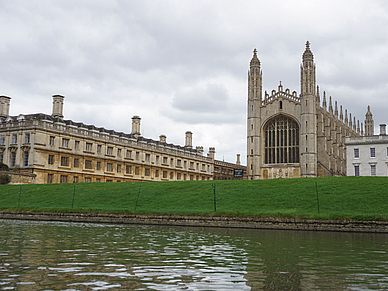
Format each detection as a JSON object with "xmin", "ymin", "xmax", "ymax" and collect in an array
[{"xmin": 264, "ymin": 116, "xmax": 299, "ymax": 164}]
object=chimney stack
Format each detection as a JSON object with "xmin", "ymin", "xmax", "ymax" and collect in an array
[
  {"xmin": 131, "ymin": 116, "xmax": 141, "ymax": 138},
  {"xmin": 380, "ymin": 124, "xmax": 386, "ymax": 136},
  {"xmin": 52, "ymin": 95, "xmax": 65, "ymax": 119},
  {"xmin": 185, "ymin": 131, "xmax": 193, "ymax": 148},
  {"xmin": 236, "ymin": 154, "xmax": 241, "ymax": 165},
  {"xmin": 159, "ymin": 134, "xmax": 166, "ymax": 143},
  {"xmin": 208, "ymin": 147, "xmax": 215, "ymax": 160},
  {"xmin": 196, "ymin": 146, "xmax": 204, "ymax": 155},
  {"xmin": 0, "ymin": 96, "xmax": 11, "ymax": 118}
]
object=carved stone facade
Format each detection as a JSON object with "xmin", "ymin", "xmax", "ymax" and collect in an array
[
  {"xmin": 0, "ymin": 95, "xmax": 216, "ymax": 183},
  {"xmin": 247, "ymin": 42, "xmax": 372, "ymax": 179}
]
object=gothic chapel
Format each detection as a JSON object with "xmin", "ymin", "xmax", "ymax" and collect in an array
[{"xmin": 247, "ymin": 41, "xmax": 374, "ymax": 179}]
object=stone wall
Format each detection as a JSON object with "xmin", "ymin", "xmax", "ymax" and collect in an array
[
  {"xmin": 1, "ymin": 211, "xmax": 387, "ymax": 233},
  {"xmin": 0, "ymin": 171, "xmax": 36, "ymax": 184}
]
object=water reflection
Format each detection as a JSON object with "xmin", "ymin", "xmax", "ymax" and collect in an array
[{"xmin": 0, "ymin": 219, "xmax": 388, "ymax": 290}]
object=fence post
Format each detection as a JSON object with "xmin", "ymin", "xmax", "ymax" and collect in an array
[
  {"xmin": 135, "ymin": 185, "xmax": 141, "ymax": 211},
  {"xmin": 212, "ymin": 183, "xmax": 216, "ymax": 212},
  {"xmin": 315, "ymin": 181, "xmax": 320, "ymax": 214},
  {"xmin": 18, "ymin": 185, "xmax": 21, "ymax": 208},
  {"xmin": 71, "ymin": 185, "xmax": 76, "ymax": 208}
]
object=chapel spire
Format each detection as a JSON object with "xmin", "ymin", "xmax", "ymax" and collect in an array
[
  {"xmin": 365, "ymin": 105, "xmax": 374, "ymax": 136},
  {"xmin": 301, "ymin": 40, "xmax": 316, "ymax": 96},
  {"xmin": 322, "ymin": 91, "xmax": 327, "ymax": 110},
  {"xmin": 250, "ymin": 48, "xmax": 261, "ymax": 67},
  {"xmin": 316, "ymin": 85, "xmax": 320, "ymax": 103},
  {"xmin": 329, "ymin": 96, "xmax": 333, "ymax": 114},
  {"xmin": 248, "ymin": 48, "xmax": 262, "ymax": 101},
  {"xmin": 302, "ymin": 41, "xmax": 314, "ymax": 62}
]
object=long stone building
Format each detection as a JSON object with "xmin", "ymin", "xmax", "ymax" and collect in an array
[
  {"xmin": 247, "ymin": 41, "xmax": 374, "ymax": 179},
  {"xmin": 0, "ymin": 95, "xmax": 223, "ymax": 183},
  {"xmin": 213, "ymin": 154, "xmax": 247, "ymax": 180}
]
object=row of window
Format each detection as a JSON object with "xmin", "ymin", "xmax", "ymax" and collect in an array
[
  {"xmin": 0, "ymin": 150, "xmax": 29, "ymax": 167},
  {"xmin": 51, "ymin": 155, "xmax": 209, "ymax": 178},
  {"xmin": 0, "ymin": 133, "xmax": 30, "ymax": 145},
  {"xmin": 354, "ymin": 164, "xmax": 376, "ymax": 176},
  {"xmin": 48, "ymin": 136, "xmax": 209, "ymax": 170},
  {"xmin": 353, "ymin": 147, "xmax": 386, "ymax": 158},
  {"xmin": 49, "ymin": 174, "xmax": 96, "ymax": 184},
  {"xmin": 49, "ymin": 172, "xmax": 208, "ymax": 184}
]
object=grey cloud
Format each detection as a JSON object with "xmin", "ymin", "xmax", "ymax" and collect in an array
[
  {"xmin": 172, "ymin": 83, "xmax": 229, "ymax": 113},
  {"xmin": 1, "ymin": 0, "xmax": 388, "ymax": 164}
]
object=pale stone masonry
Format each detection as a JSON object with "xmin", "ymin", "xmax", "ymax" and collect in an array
[
  {"xmin": 247, "ymin": 42, "xmax": 372, "ymax": 179},
  {"xmin": 0, "ymin": 95, "xmax": 219, "ymax": 183},
  {"xmin": 346, "ymin": 124, "xmax": 388, "ymax": 177}
]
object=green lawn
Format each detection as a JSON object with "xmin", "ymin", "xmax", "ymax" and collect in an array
[{"xmin": 1, "ymin": 176, "xmax": 388, "ymax": 220}]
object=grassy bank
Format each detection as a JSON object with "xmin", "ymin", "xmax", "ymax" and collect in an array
[{"xmin": 1, "ymin": 176, "xmax": 388, "ymax": 221}]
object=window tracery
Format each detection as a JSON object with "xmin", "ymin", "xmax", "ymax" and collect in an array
[{"xmin": 264, "ymin": 116, "xmax": 299, "ymax": 164}]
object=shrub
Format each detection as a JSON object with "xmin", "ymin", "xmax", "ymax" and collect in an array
[
  {"xmin": 0, "ymin": 162, "xmax": 9, "ymax": 171},
  {"xmin": 0, "ymin": 174, "xmax": 11, "ymax": 185}
]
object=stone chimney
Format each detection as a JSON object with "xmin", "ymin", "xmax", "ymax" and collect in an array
[
  {"xmin": 159, "ymin": 134, "xmax": 166, "ymax": 143},
  {"xmin": 185, "ymin": 131, "xmax": 193, "ymax": 148},
  {"xmin": 208, "ymin": 147, "xmax": 215, "ymax": 160},
  {"xmin": 236, "ymin": 154, "xmax": 241, "ymax": 165},
  {"xmin": 131, "ymin": 116, "xmax": 141, "ymax": 138},
  {"xmin": 380, "ymin": 124, "xmax": 386, "ymax": 136},
  {"xmin": 196, "ymin": 146, "xmax": 204, "ymax": 155},
  {"xmin": 0, "ymin": 96, "xmax": 11, "ymax": 118},
  {"xmin": 52, "ymin": 95, "xmax": 65, "ymax": 119}
]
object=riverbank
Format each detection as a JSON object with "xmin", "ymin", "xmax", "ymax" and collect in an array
[
  {"xmin": 2, "ymin": 211, "xmax": 388, "ymax": 233},
  {"xmin": 2, "ymin": 177, "xmax": 388, "ymax": 221}
]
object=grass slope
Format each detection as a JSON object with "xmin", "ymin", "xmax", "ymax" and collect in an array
[{"xmin": 1, "ymin": 177, "xmax": 388, "ymax": 220}]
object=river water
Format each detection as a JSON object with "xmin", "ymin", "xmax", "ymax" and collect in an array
[{"xmin": 0, "ymin": 219, "xmax": 388, "ymax": 290}]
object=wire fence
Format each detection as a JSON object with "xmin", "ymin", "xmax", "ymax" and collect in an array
[{"xmin": 0, "ymin": 179, "xmax": 387, "ymax": 218}]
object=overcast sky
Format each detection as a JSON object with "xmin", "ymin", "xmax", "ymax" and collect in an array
[{"xmin": 1, "ymin": 0, "xmax": 387, "ymax": 164}]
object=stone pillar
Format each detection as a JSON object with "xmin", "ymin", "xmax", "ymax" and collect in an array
[
  {"xmin": 0, "ymin": 96, "xmax": 11, "ymax": 118},
  {"xmin": 52, "ymin": 95, "xmax": 65, "ymax": 119},
  {"xmin": 236, "ymin": 154, "xmax": 241, "ymax": 165},
  {"xmin": 131, "ymin": 116, "xmax": 141, "ymax": 138},
  {"xmin": 185, "ymin": 131, "xmax": 192, "ymax": 148}
]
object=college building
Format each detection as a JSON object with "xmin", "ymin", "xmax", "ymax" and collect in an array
[
  {"xmin": 213, "ymin": 154, "xmax": 246, "ymax": 180},
  {"xmin": 346, "ymin": 122, "xmax": 388, "ymax": 177},
  {"xmin": 0, "ymin": 95, "xmax": 244, "ymax": 183},
  {"xmin": 247, "ymin": 41, "xmax": 372, "ymax": 179}
]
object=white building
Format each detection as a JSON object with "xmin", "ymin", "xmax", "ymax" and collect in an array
[{"xmin": 345, "ymin": 124, "xmax": 388, "ymax": 176}]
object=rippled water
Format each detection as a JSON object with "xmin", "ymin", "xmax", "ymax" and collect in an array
[{"xmin": 1, "ymin": 219, "xmax": 388, "ymax": 290}]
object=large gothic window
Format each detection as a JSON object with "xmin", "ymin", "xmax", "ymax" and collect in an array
[{"xmin": 264, "ymin": 116, "xmax": 299, "ymax": 164}]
